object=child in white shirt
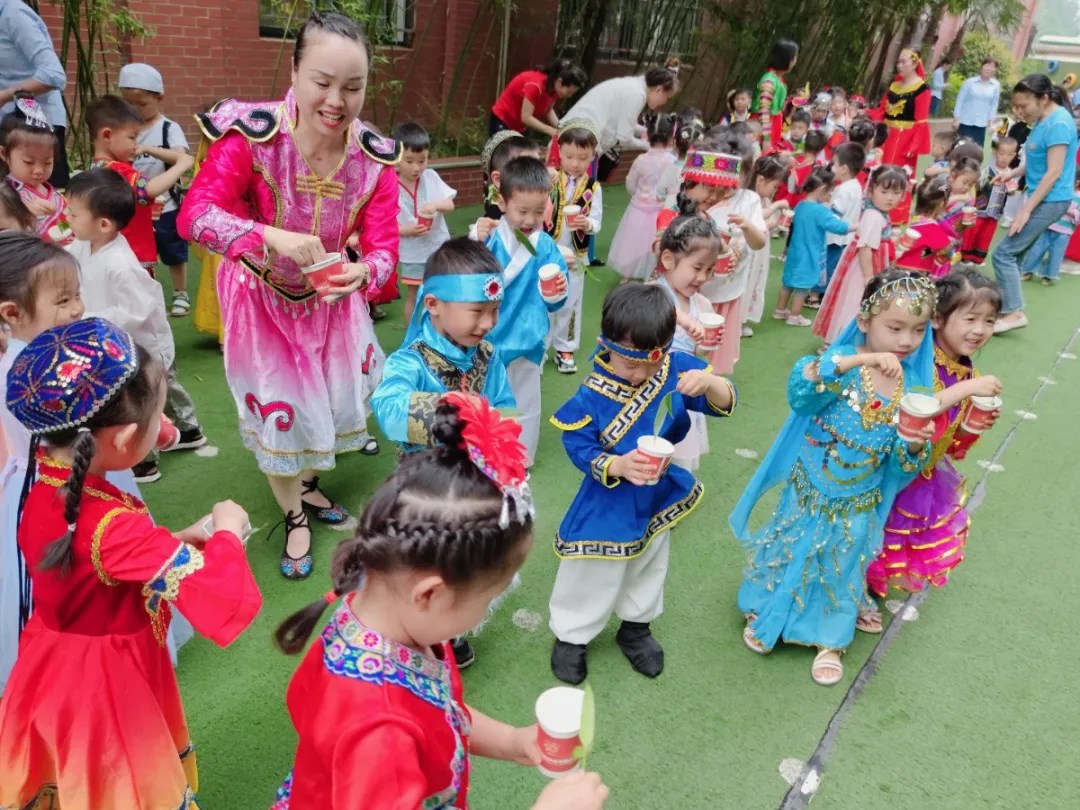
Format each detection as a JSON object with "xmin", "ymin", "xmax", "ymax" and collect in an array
[
  {"xmin": 810, "ymin": 142, "xmax": 866, "ymax": 307},
  {"xmin": 392, "ymin": 123, "xmax": 456, "ymax": 322},
  {"xmin": 64, "ymin": 167, "xmax": 206, "ymax": 483}
]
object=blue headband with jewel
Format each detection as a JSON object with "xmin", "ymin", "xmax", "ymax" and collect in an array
[
  {"xmin": 597, "ymin": 334, "xmax": 671, "ymax": 364},
  {"xmin": 422, "ymin": 273, "xmax": 504, "ymax": 304},
  {"xmin": 6, "ymin": 318, "xmax": 139, "ymax": 436}
]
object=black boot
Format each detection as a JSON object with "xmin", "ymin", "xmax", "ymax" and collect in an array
[
  {"xmin": 616, "ymin": 621, "xmax": 664, "ymax": 678},
  {"xmin": 550, "ymin": 640, "xmax": 588, "ymax": 684}
]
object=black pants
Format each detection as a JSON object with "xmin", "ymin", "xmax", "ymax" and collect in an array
[
  {"xmin": 488, "ymin": 113, "xmax": 509, "ymax": 137},
  {"xmin": 49, "ymin": 125, "xmax": 70, "ymax": 189}
]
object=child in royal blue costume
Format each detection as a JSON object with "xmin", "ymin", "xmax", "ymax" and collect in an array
[
  {"xmin": 548, "ymin": 284, "xmax": 736, "ymax": 685},
  {"xmin": 731, "ymin": 269, "xmax": 937, "ymax": 686}
]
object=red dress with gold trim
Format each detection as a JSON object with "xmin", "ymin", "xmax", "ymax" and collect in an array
[
  {"xmin": 879, "ymin": 77, "xmax": 931, "ymax": 225},
  {"xmin": 271, "ymin": 601, "xmax": 471, "ymax": 809},
  {"xmin": 0, "ymin": 458, "xmax": 262, "ymax": 810}
]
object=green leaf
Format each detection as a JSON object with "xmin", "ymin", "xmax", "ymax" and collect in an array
[
  {"xmin": 653, "ymin": 391, "xmax": 674, "ymax": 437},
  {"xmin": 496, "ymin": 407, "xmax": 523, "ymax": 419},
  {"xmin": 513, "ymin": 228, "xmax": 537, "ymax": 257},
  {"xmin": 577, "ymin": 682, "xmax": 595, "ymax": 770}
]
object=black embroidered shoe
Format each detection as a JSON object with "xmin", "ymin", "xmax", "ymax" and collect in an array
[
  {"xmin": 616, "ymin": 621, "xmax": 664, "ymax": 678},
  {"xmin": 551, "ymin": 640, "xmax": 588, "ymax": 685}
]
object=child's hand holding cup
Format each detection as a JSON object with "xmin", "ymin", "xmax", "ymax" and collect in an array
[
  {"xmin": 206, "ymin": 500, "xmax": 253, "ymax": 545},
  {"xmin": 538, "ymin": 265, "xmax": 568, "ymax": 303},
  {"xmin": 564, "ymin": 205, "xmax": 588, "ymax": 232},
  {"xmin": 417, "ymin": 204, "xmax": 435, "ymax": 230}
]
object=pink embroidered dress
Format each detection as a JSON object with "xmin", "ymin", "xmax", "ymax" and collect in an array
[
  {"xmin": 6, "ymin": 177, "xmax": 72, "ymax": 245},
  {"xmin": 178, "ymin": 91, "xmax": 400, "ymax": 475}
]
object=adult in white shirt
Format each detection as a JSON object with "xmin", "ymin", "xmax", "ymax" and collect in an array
[{"xmin": 953, "ymin": 58, "xmax": 1002, "ymax": 148}]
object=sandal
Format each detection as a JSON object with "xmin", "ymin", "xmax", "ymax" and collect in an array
[
  {"xmin": 300, "ymin": 476, "xmax": 351, "ymax": 526},
  {"xmin": 856, "ymin": 610, "xmax": 883, "ymax": 634},
  {"xmin": 360, "ymin": 437, "xmax": 380, "ymax": 456},
  {"xmin": 811, "ymin": 648, "xmax": 843, "ymax": 686},
  {"xmin": 742, "ymin": 617, "xmax": 768, "ymax": 655},
  {"xmin": 278, "ymin": 509, "xmax": 313, "ymax": 580}
]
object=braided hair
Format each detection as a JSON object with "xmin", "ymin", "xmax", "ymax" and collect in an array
[
  {"xmin": 658, "ymin": 214, "xmax": 720, "ymax": 261},
  {"xmin": 275, "ymin": 400, "xmax": 535, "ymax": 654}
]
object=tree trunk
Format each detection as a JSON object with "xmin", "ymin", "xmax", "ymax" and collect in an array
[{"xmin": 579, "ymin": 0, "xmax": 615, "ymax": 80}]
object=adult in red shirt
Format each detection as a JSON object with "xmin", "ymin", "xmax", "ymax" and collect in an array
[{"xmin": 490, "ymin": 58, "xmax": 586, "ymax": 138}]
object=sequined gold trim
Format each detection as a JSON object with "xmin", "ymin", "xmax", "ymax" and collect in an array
[
  {"xmin": 707, "ymin": 375, "xmax": 737, "ymax": 416},
  {"xmin": 91, "ymin": 508, "xmax": 127, "ymax": 587},
  {"xmin": 550, "ymin": 414, "xmax": 592, "ymax": 430},
  {"xmin": 144, "ymin": 542, "xmax": 206, "ymax": 645}
]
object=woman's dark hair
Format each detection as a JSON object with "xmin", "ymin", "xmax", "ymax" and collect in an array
[
  {"xmin": 600, "ymin": 284, "xmax": 676, "ymax": 351},
  {"xmin": 1053, "ymin": 85, "xmax": 1074, "ymax": 113},
  {"xmin": 541, "ymin": 57, "xmax": 587, "ymax": 94},
  {"xmin": 647, "ymin": 112, "xmax": 677, "ymax": 146},
  {"xmin": 275, "ymin": 401, "xmax": 534, "ymax": 654},
  {"xmin": 727, "ymin": 87, "xmax": 753, "ymax": 114},
  {"xmin": 1013, "ymin": 73, "xmax": 1056, "ymax": 100},
  {"xmin": 0, "ymin": 231, "xmax": 78, "ymax": 318},
  {"xmin": 981, "ymin": 58, "xmax": 998, "ymax": 69},
  {"xmin": 848, "ymin": 119, "xmax": 876, "ymax": 147},
  {"xmin": 803, "ymin": 129, "xmax": 828, "ymax": 155},
  {"xmin": 950, "ymin": 156, "xmax": 981, "ymax": 178},
  {"xmin": 644, "ymin": 65, "xmax": 679, "ymax": 92},
  {"xmin": 392, "ymin": 122, "xmax": 431, "ymax": 153},
  {"xmin": 658, "ymin": 214, "xmax": 720, "ymax": 260},
  {"xmin": 0, "ymin": 92, "xmax": 58, "ymax": 177},
  {"xmin": 749, "ymin": 154, "xmax": 789, "ymax": 188},
  {"xmin": 802, "ymin": 166, "xmax": 835, "ymax": 195},
  {"xmin": 423, "ymin": 237, "xmax": 501, "ymax": 282},
  {"xmin": 39, "ymin": 345, "xmax": 165, "ymax": 573},
  {"xmin": 832, "ymin": 142, "xmax": 867, "ymax": 176},
  {"xmin": 766, "ymin": 39, "xmax": 799, "ymax": 73},
  {"xmin": 0, "ymin": 184, "xmax": 33, "ymax": 231},
  {"xmin": 936, "ymin": 266, "xmax": 1002, "ymax": 320},
  {"xmin": 65, "ymin": 168, "xmax": 137, "ymax": 230},
  {"xmin": 912, "ymin": 175, "xmax": 949, "ymax": 215},
  {"xmin": 293, "ymin": 10, "xmax": 372, "ymax": 67},
  {"xmin": 498, "ymin": 155, "xmax": 551, "ymax": 199},
  {"xmin": 867, "ymin": 164, "xmax": 909, "ymax": 193}
]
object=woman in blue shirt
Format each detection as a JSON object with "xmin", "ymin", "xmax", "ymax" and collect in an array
[
  {"xmin": 992, "ymin": 75, "xmax": 1079, "ymax": 333},
  {"xmin": 952, "ymin": 58, "xmax": 1001, "ymax": 148}
]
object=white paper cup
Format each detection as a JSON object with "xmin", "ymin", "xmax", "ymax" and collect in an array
[
  {"xmin": 538, "ymin": 263, "xmax": 565, "ymax": 302},
  {"xmin": 961, "ymin": 206, "xmax": 977, "ymax": 226},
  {"xmin": 301, "ymin": 252, "xmax": 343, "ymax": 303},
  {"xmin": 202, "ymin": 517, "xmax": 254, "ymax": 545},
  {"xmin": 897, "ymin": 228, "xmax": 919, "ymax": 252},
  {"xmin": 698, "ymin": 312, "xmax": 725, "ymax": 351},
  {"xmin": 636, "ymin": 435, "xmax": 675, "ymax": 484},
  {"xmin": 897, "ymin": 393, "xmax": 939, "ymax": 441},
  {"xmin": 535, "ymin": 686, "xmax": 584, "ymax": 778},
  {"xmin": 962, "ymin": 395, "xmax": 1002, "ymax": 434}
]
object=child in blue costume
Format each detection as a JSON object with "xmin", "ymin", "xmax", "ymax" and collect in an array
[
  {"xmin": 473, "ymin": 156, "xmax": 568, "ymax": 464},
  {"xmin": 548, "ymin": 284, "xmax": 737, "ymax": 684},
  {"xmin": 372, "ymin": 237, "xmax": 514, "ymax": 455},
  {"xmin": 730, "ymin": 269, "xmax": 937, "ymax": 687}
]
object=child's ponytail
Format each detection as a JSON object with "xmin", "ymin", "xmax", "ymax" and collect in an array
[{"xmin": 39, "ymin": 429, "xmax": 96, "ymax": 573}]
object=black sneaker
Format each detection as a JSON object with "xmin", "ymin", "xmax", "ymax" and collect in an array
[
  {"xmin": 450, "ymin": 637, "xmax": 475, "ymax": 669},
  {"xmin": 164, "ymin": 428, "xmax": 207, "ymax": 451},
  {"xmin": 132, "ymin": 461, "xmax": 162, "ymax": 484},
  {"xmin": 555, "ymin": 352, "xmax": 577, "ymax": 374},
  {"xmin": 589, "ymin": 258, "xmax": 604, "ymax": 268},
  {"xmin": 550, "ymin": 640, "xmax": 588, "ymax": 684},
  {"xmin": 615, "ymin": 621, "xmax": 664, "ymax": 678}
]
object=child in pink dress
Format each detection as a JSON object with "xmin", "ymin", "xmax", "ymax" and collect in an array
[
  {"xmin": 609, "ymin": 114, "xmax": 678, "ymax": 281},
  {"xmin": 813, "ymin": 165, "xmax": 907, "ymax": 343},
  {"xmin": 0, "ymin": 96, "xmax": 72, "ymax": 245},
  {"xmin": 895, "ymin": 176, "xmax": 957, "ymax": 277}
]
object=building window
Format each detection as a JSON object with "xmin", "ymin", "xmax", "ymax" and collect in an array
[
  {"xmin": 557, "ymin": 0, "xmax": 700, "ymax": 64},
  {"xmin": 259, "ymin": 0, "xmax": 414, "ymax": 47}
]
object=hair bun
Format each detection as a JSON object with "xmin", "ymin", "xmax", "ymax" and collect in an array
[{"xmin": 431, "ymin": 400, "xmax": 468, "ymax": 455}]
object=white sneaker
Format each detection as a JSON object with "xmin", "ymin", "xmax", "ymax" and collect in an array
[
  {"xmin": 555, "ymin": 352, "xmax": 578, "ymax": 374},
  {"xmin": 741, "ymin": 325, "xmax": 754, "ymax": 338},
  {"xmin": 786, "ymin": 315, "xmax": 813, "ymax": 327},
  {"xmin": 1060, "ymin": 262, "xmax": 1080, "ymax": 276},
  {"xmin": 772, "ymin": 309, "xmax": 790, "ymax": 320},
  {"xmin": 993, "ymin": 312, "xmax": 1028, "ymax": 334}
]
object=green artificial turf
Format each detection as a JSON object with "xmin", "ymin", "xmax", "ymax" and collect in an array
[{"xmin": 145, "ymin": 184, "xmax": 1078, "ymax": 809}]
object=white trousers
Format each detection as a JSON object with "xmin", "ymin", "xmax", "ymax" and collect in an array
[
  {"xmin": 549, "ymin": 530, "xmax": 671, "ymax": 644},
  {"xmin": 549, "ymin": 268, "xmax": 586, "ymax": 353},
  {"xmin": 506, "ymin": 357, "xmax": 541, "ymax": 462}
]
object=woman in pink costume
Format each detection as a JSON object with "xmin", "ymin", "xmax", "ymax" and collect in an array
[
  {"xmin": 178, "ymin": 11, "xmax": 399, "ymax": 580},
  {"xmin": 867, "ymin": 269, "xmax": 1003, "ymax": 600}
]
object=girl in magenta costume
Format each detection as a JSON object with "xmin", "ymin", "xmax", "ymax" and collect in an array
[
  {"xmin": 895, "ymin": 176, "xmax": 958, "ymax": 278},
  {"xmin": 178, "ymin": 12, "xmax": 399, "ymax": 580},
  {"xmin": 867, "ymin": 269, "xmax": 1004, "ymax": 598}
]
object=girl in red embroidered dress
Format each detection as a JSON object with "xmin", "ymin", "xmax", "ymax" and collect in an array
[
  {"xmin": 0, "ymin": 318, "xmax": 262, "ymax": 810},
  {"xmin": 271, "ymin": 395, "xmax": 608, "ymax": 810}
]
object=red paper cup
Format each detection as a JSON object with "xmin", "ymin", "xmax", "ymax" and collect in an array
[
  {"xmin": 636, "ymin": 435, "xmax": 675, "ymax": 485},
  {"xmin": 714, "ymin": 251, "xmax": 735, "ymax": 275},
  {"xmin": 897, "ymin": 228, "xmax": 919, "ymax": 252},
  {"xmin": 698, "ymin": 312, "xmax": 725, "ymax": 351},
  {"xmin": 961, "ymin": 206, "xmax": 977, "ymax": 226},
  {"xmin": 535, "ymin": 687, "xmax": 584, "ymax": 779},
  {"xmin": 961, "ymin": 395, "xmax": 1002, "ymax": 434},
  {"xmin": 156, "ymin": 415, "xmax": 180, "ymax": 451},
  {"xmin": 301, "ymin": 252, "xmax": 344, "ymax": 303},
  {"xmin": 538, "ymin": 263, "xmax": 565, "ymax": 302},
  {"xmin": 417, "ymin": 215, "xmax": 433, "ymax": 229},
  {"xmin": 151, "ymin": 199, "xmax": 165, "ymax": 221},
  {"xmin": 563, "ymin": 205, "xmax": 582, "ymax": 228},
  {"xmin": 1005, "ymin": 179, "xmax": 1018, "ymax": 193},
  {"xmin": 897, "ymin": 393, "xmax": 939, "ymax": 441}
]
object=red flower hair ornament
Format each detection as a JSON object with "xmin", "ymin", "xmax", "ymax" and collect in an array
[{"xmin": 441, "ymin": 392, "xmax": 535, "ymax": 528}]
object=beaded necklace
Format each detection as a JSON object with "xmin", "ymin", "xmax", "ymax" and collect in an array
[{"xmin": 840, "ymin": 366, "xmax": 904, "ymax": 429}]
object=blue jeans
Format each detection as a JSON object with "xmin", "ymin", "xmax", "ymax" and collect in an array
[
  {"xmin": 814, "ymin": 244, "xmax": 846, "ymax": 294},
  {"xmin": 957, "ymin": 124, "xmax": 986, "ymax": 149},
  {"xmin": 991, "ymin": 200, "xmax": 1072, "ymax": 313},
  {"xmin": 930, "ymin": 96, "xmax": 941, "ymax": 116},
  {"xmin": 1023, "ymin": 229, "xmax": 1071, "ymax": 280}
]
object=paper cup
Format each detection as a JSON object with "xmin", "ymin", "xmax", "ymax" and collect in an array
[
  {"xmin": 156, "ymin": 415, "xmax": 180, "ymax": 451},
  {"xmin": 1005, "ymin": 178, "xmax": 1019, "ymax": 193},
  {"xmin": 698, "ymin": 312, "xmax": 725, "ymax": 351},
  {"xmin": 897, "ymin": 228, "xmax": 919, "ymax": 252},
  {"xmin": 535, "ymin": 687, "xmax": 584, "ymax": 778},
  {"xmin": 563, "ymin": 205, "xmax": 582, "ymax": 227},
  {"xmin": 538, "ymin": 264, "xmax": 565, "ymax": 302},
  {"xmin": 301, "ymin": 253, "xmax": 344, "ymax": 303},
  {"xmin": 202, "ymin": 517, "xmax": 254, "ymax": 545},
  {"xmin": 714, "ymin": 251, "xmax": 735, "ymax": 275},
  {"xmin": 778, "ymin": 209, "xmax": 794, "ymax": 229},
  {"xmin": 961, "ymin": 395, "xmax": 1002, "ymax": 434},
  {"xmin": 961, "ymin": 206, "xmax": 977, "ymax": 226},
  {"xmin": 897, "ymin": 393, "xmax": 939, "ymax": 441},
  {"xmin": 557, "ymin": 244, "xmax": 578, "ymax": 268},
  {"xmin": 417, "ymin": 214, "xmax": 433, "ymax": 229},
  {"xmin": 636, "ymin": 435, "xmax": 675, "ymax": 485},
  {"xmin": 151, "ymin": 198, "xmax": 165, "ymax": 221}
]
